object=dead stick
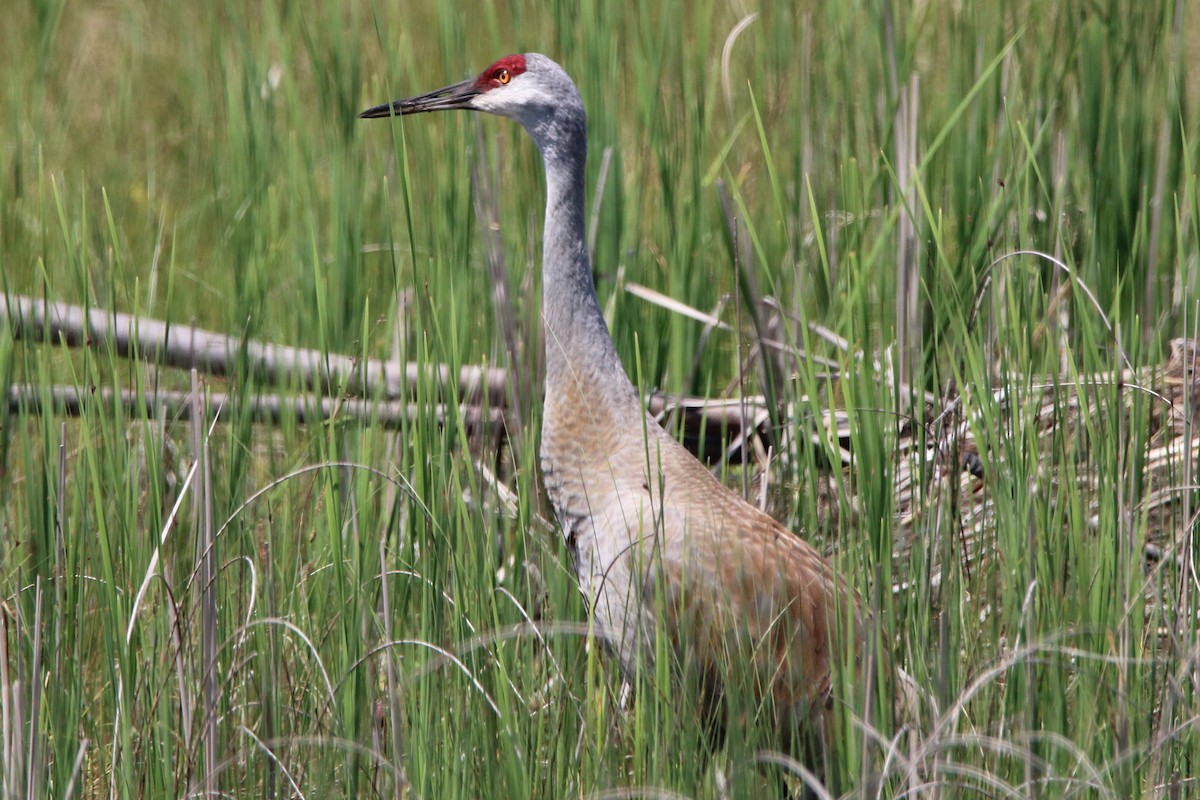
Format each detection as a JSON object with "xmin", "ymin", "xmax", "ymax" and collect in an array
[
  {"xmin": 3, "ymin": 294, "xmax": 778, "ymax": 442},
  {"xmin": 2, "ymin": 294, "xmax": 508, "ymax": 405},
  {"xmin": 6, "ymin": 384, "xmax": 504, "ymax": 430}
]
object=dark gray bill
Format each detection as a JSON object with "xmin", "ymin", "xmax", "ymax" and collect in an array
[{"xmin": 358, "ymin": 77, "xmax": 480, "ymax": 119}]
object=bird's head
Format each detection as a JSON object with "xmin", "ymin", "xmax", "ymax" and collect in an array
[{"xmin": 360, "ymin": 53, "xmax": 585, "ymax": 159}]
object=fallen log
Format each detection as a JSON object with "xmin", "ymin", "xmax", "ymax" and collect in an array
[{"xmin": 1, "ymin": 294, "xmax": 508, "ymax": 406}]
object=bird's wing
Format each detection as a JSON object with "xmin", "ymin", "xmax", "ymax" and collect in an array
[{"xmin": 648, "ymin": 452, "xmax": 863, "ymax": 713}]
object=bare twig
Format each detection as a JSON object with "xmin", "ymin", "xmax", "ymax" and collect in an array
[
  {"xmin": 1, "ymin": 294, "xmax": 508, "ymax": 406},
  {"xmin": 5, "ymin": 384, "xmax": 504, "ymax": 431}
]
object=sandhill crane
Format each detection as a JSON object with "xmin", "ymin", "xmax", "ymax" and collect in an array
[{"xmin": 361, "ymin": 52, "xmax": 870, "ymax": 760}]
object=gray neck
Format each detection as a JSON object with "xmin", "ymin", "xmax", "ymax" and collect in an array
[{"xmin": 536, "ymin": 119, "xmax": 633, "ymax": 400}]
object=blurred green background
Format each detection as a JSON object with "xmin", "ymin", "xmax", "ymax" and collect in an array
[{"xmin": 2, "ymin": 0, "xmax": 1198, "ymax": 797}]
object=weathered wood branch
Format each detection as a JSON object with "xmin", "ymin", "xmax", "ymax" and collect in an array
[
  {"xmin": 2, "ymin": 294, "xmax": 509, "ymax": 405},
  {"xmin": 1, "ymin": 294, "xmax": 777, "ymax": 451},
  {"xmin": 5, "ymin": 383, "xmax": 503, "ymax": 430}
]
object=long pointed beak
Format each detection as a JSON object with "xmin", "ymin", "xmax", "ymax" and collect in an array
[{"xmin": 358, "ymin": 77, "xmax": 480, "ymax": 119}]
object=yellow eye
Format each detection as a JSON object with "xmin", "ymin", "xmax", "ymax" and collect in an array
[{"xmin": 496, "ymin": 68, "xmax": 511, "ymax": 85}]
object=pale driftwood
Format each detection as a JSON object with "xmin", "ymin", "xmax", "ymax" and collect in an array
[
  {"xmin": 1, "ymin": 294, "xmax": 509, "ymax": 406},
  {"xmin": 5, "ymin": 384, "xmax": 504, "ymax": 430},
  {"xmin": 2, "ymin": 293, "xmax": 783, "ymax": 453}
]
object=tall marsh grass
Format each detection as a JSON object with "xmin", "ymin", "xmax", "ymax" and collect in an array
[{"xmin": 2, "ymin": 0, "xmax": 1198, "ymax": 796}]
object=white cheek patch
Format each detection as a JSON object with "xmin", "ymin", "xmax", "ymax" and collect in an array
[{"xmin": 473, "ymin": 80, "xmax": 552, "ymax": 115}]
